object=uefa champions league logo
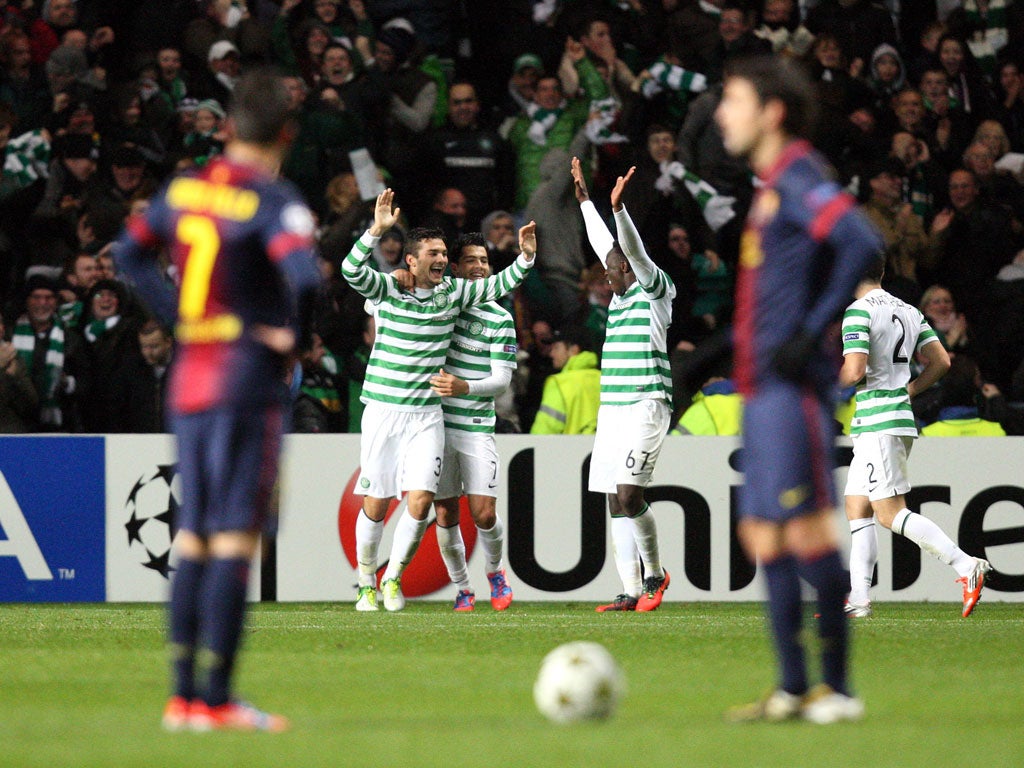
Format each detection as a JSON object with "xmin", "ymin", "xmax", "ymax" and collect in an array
[{"xmin": 123, "ymin": 464, "xmax": 180, "ymax": 579}]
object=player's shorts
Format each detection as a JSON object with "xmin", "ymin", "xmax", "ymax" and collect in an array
[
  {"xmin": 588, "ymin": 399, "xmax": 671, "ymax": 494},
  {"xmin": 435, "ymin": 429, "xmax": 500, "ymax": 499},
  {"xmin": 739, "ymin": 383, "xmax": 836, "ymax": 522},
  {"xmin": 356, "ymin": 402, "xmax": 445, "ymax": 498},
  {"xmin": 844, "ymin": 433, "xmax": 913, "ymax": 501},
  {"xmin": 172, "ymin": 404, "xmax": 284, "ymax": 537}
]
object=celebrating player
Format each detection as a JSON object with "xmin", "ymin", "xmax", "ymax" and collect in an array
[
  {"xmin": 116, "ymin": 68, "xmax": 322, "ymax": 732},
  {"xmin": 429, "ymin": 233, "xmax": 517, "ymax": 612},
  {"xmin": 841, "ymin": 257, "xmax": 992, "ymax": 617},
  {"xmin": 715, "ymin": 56, "xmax": 883, "ymax": 724},
  {"xmin": 571, "ymin": 156, "xmax": 673, "ymax": 613},
  {"xmin": 341, "ymin": 190, "xmax": 536, "ymax": 612}
]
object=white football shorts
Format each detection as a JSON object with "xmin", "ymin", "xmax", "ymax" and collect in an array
[
  {"xmin": 435, "ymin": 429, "xmax": 501, "ymax": 499},
  {"xmin": 356, "ymin": 402, "xmax": 445, "ymax": 497},
  {"xmin": 844, "ymin": 433, "xmax": 914, "ymax": 501},
  {"xmin": 588, "ymin": 399, "xmax": 671, "ymax": 494}
]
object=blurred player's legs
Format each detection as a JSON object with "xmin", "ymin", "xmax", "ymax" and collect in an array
[{"xmin": 165, "ymin": 406, "xmax": 288, "ymax": 732}]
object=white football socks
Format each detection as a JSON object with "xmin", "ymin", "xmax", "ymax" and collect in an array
[
  {"xmin": 631, "ymin": 505, "xmax": 664, "ymax": 580},
  {"xmin": 892, "ymin": 509, "xmax": 976, "ymax": 577},
  {"xmin": 382, "ymin": 510, "xmax": 428, "ymax": 582},
  {"xmin": 848, "ymin": 518, "xmax": 877, "ymax": 604},
  {"xmin": 437, "ymin": 522, "xmax": 471, "ymax": 592},
  {"xmin": 355, "ymin": 511, "xmax": 383, "ymax": 588},
  {"xmin": 611, "ymin": 515, "xmax": 642, "ymax": 597},
  {"xmin": 477, "ymin": 516, "xmax": 505, "ymax": 574}
]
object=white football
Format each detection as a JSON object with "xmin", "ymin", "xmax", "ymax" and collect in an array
[{"xmin": 533, "ymin": 641, "xmax": 625, "ymax": 724}]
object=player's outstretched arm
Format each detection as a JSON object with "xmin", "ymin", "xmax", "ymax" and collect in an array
[
  {"xmin": 611, "ymin": 166, "xmax": 663, "ymax": 291},
  {"xmin": 571, "ymin": 156, "xmax": 589, "ymax": 203},
  {"xmin": 609, "ymin": 165, "xmax": 635, "ymax": 213},
  {"xmin": 574, "ymin": 156, "xmax": 615, "ymax": 266},
  {"xmin": 462, "ymin": 220, "xmax": 536, "ymax": 308},
  {"xmin": 519, "ymin": 219, "xmax": 536, "ymax": 261},
  {"xmin": 342, "ymin": 188, "xmax": 401, "ymax": 301},
  {"xmin": 369, "ymin": 187, "xmax": 401, "ymax": 237}
]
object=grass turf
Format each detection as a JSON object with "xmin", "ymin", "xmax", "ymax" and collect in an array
[{"xmin": 0, "ymin": 601, "xmax": 1021, "ymax": 768}]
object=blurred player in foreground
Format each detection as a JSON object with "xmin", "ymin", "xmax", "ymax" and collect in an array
[
  {"xmin": 117, "ymin": 68, "xmax": 321, "ymax": 732},
  {"xmin": 715, "ymin": 56, "xmax": 882, "ymax": 724}
]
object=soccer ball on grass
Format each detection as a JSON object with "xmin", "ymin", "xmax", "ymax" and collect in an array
[{"xmin": 533, "ymin": 641, "xmax": 625, "ymax": 724}]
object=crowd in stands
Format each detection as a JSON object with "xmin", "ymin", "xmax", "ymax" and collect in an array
[{"xmin": 1, "ymin": 0, "xmax": 1023, "ymax": 436}]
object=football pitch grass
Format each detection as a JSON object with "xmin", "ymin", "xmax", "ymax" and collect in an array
[{"xmin": 1, "ymin": 601, "xmax": 1022, "ymax": 768}]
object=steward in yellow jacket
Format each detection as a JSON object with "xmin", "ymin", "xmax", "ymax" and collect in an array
[
  {"xmin": 670, "ymin": 378, "xmax": 743, "ymax": 436},
  {"xmin": 530, "ymin": 347, "xmax": 601, "ymax": 434}
]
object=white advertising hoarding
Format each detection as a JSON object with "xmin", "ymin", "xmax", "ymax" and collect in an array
[{"xmin": 273, "ymin": 434, "xmax": 1024, "ymax": 604}]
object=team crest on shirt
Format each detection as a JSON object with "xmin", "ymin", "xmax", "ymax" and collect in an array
[
  {"xmin": 739, "ymin": 230, "xmax": 764, "ymax": 269},
  {"xmin": 432, "ymin": 291, "xmax": 451, "ymax": 309},
  {"xmin": 468, "ymin": 320, "xmax": 484, "ymax": 336},
  {"xmin": 778, "ymin": 484, "xmax": 809, "ymax": 510},
  {"xmin": 750, "ymin": 189, "xmax": 780, "ymax": 226}
]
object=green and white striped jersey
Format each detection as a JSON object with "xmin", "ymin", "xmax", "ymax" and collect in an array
[
  {"xmin": 842, "ymin": 288, "xmax": 939, "ymax": 436},
  {"xmin": 342, "ymin": 231, "xmax": 531, "ymax": 412},
  {"xmin": 442, "ymin": 302, "xmax": 517, "ymax": 433},
  {"xmin": 599, "ymin": 206, "xmax": 676, "ymax": 408}
]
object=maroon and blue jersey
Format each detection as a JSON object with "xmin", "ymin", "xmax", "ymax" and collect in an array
[
  {"xmin": 116, "ymin": 157, "xmax": 321, "ymax": 414},
  {"xmin": 733, "ymin": 141, "xmax": 883, "ymax": 396}
]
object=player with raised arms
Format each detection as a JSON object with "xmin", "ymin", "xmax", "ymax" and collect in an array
[
  {"xmin": 341, "ymin": 191, "xmax": 536, "ymax": 612},
  {"xmin": 571, "ymin": 156, "xmax": 674, "ymax": 613}
]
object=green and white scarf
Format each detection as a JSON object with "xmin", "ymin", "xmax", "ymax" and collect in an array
[
  {"xmin": 525, "ymin": 99, "xmax": 566, "ymax": 145},
  {"xmin": 58, "ymin": 300, "xmax": 82, "ymax": 330},
  {"xmin": 964, "ymin": 0, "xmax": 1008, "ymax": 76},
  {"xmin": 3, "ymin": 129, "xmax": 51, "ymax": 189},
  {"xmin": 655, "ymin": 161, "xmax": 736, "ymax": 231},
  {"xmin": 84, "ymin": 315, "xmax": 120, "ymax": 344},
  {"xmin": 12, "ymin": 316, "xmax": 65, "ymax": 426},
  {"xmin": 639, "ymin": 59, "xmax": 708, "ymax": 100},
  {"xmin": 585, "ymin": 97, "xmax": 629, "ymax": 144}
]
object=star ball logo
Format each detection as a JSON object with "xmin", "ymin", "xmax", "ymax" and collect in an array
[
  {"xmin": 123, "ymin": 464, "xmax": 180, "ymax": 579},
  {"xmin": 337, "ymin": 466, "xmax": 477, "ymax": 597}
]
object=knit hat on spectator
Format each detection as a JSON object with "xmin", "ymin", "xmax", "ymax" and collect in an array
[
  {"xmin": 55, "ymin": 132, "xmax": 100, "ymax": 160},
  {"xmin": 22, "ymin": 273, "xmax": 60, "ymax": 300},
  {"xmin": 207, "ymin": 40, "xmax": 240, "ymax": 63},
  {"xmin": 196, "ymin": 99, "xmax": 225, "ymax": 119},
  {"xmin": 85, "ymin": 278, "xmax": 126, "ymax": 306},
  {"xmin": 376, "ymin": 26, "xmax": 416, "ymax": 64},
  {"xmin": 514, "ymin": 53, "xmax": 543, "ymax": 74}
]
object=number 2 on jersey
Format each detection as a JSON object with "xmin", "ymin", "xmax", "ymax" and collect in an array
[
  {"xmin": 177, "ymin": 214, "xmax": 220, "ymax": 320},
  {"xmin": 890, "ymin": 314, "xmax": 909, "ymax": 364}
]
